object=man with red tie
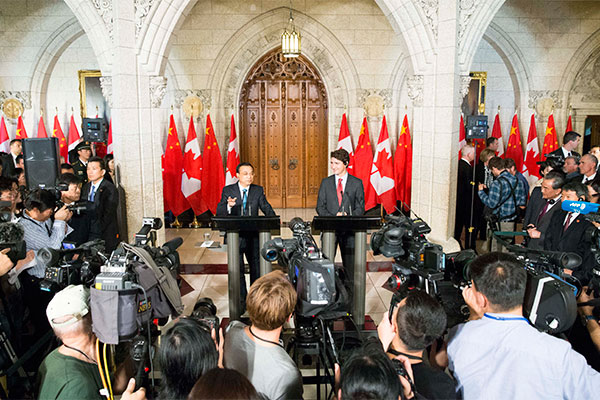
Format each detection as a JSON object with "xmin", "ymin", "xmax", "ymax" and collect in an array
[{"xmin": 316, "ymin": 149, "xmax": 365, "ymax": 283}]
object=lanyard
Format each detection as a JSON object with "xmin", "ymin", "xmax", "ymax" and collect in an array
[
  {"xmin": 484, "ymin": 313, "xmax": 528, "ymax": 322},
  {"xmin": 22, "ymin": 215, "xmax": 52, "ymax": 237}
]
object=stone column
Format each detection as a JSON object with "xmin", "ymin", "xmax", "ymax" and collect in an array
[{"xmin": 111, "ymin": 1, "xmax": 165, "ymax": 242}]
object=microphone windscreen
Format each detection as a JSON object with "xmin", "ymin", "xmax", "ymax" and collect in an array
[{"xmin": 561, "ymin": 200, "xmax": 600, "ymax": 215}]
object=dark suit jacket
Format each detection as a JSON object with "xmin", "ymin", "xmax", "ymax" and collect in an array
[
  {"xmin": 543, "ymin": 208, "xmax": 594, "ymax": 283},
  {"xmin": 567, "ymin": 172, "xmax": 596, "ymax": 184},
  {"xmin": 216, "ymin": 183, "xmax": 275, "ymax": 217},
  {"xmin": 548, "ymin": 148, "xmax": 580, "ymax": 160},
  {"xmin": 1, "ymin": 153, "xmax": 17, "ymax": 178},
  {"xmin": 81, "ymin": 178, "xmax": 120, "ymax": 252},
  {"xmin": 316, "ymin": 174, "xmax": 365, "ymax": 216},
  {"xmin": 456, "ymin": 159, "xmax": 473, "ymax": 224},
  {"xmin": 523, "ymin": 187, "xmax": 561, "ymax": 249}
]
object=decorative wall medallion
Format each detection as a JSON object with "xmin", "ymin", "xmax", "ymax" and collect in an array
[
  {"xmin": 1, "ymin": 98, "xmax": 23, "ymax": 119},
  {"xmin": 174, "ymin": 89, "xmax": 212, "ymax": 112},
  {"xmin": 528, "ymin": 90, "xmax": 563, "ymax": 116},
  {"xmin": 357, "ymin": 89, "xmax": 392, "ymax": 116},
  {"xmin": 363, "ymin": 95, "xmax": 385, "ymax": 117},
  {"xmin": 406, "ymin": 75, "xmax": 424, "ymax": 107},
  {"xmin": 182, "ymin": 95, "xmax": 203, "ymax": 119},
  {"xmin": 149, "ymin": 76, "xmax": 167, "ymax": 108},
  {"xmin": 0, "ymin": 91, "xmax": 31, "ymax": 112}
]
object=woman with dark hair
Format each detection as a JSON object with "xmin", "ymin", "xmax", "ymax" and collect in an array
[
  {"xmin": 103, "ymin": 154, "xmax": 115, "ymax": 184},
  {"xmin": 188, "ymin": 368, "xmax": 262, "ymax": 400},
  {"xmin": 157, "ymin": 317, "xmax": 218, "ymax": 399},
  {"xmin": 587, "ymin": 179, "xmax": 600, "ymax": 204}
]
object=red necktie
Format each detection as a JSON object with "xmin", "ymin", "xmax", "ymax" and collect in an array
[
  {"xmin": 563, "ymin": 212, "xmax": 573, "ymax": 233},
  {"xmin": 337, "ymin": 178, "xmax": 343, "ymax": 206}
]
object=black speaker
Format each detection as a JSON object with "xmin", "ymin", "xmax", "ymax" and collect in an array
[
  {"xmin": 82, "ymin": 118, "xmax": 107, "ymax": 142},
  {"xmin": 23, "ymin": 138, "xmax": 60, "ymax": 190}
]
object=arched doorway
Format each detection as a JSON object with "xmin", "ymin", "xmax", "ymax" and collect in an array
[{"xmin": 240, "ymin": 49, "xmax": 328, "ymax": 208}]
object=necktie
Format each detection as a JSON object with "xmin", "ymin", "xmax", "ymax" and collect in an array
[
  {"xmin": 89, "ymin": 184, "xmax": 96, "ymax": 202},
  {"xmin": 242, "ymin": 188, "xmax": 248, "ymax": 216},
  {"xmin": 563, "ymin": 212, "xmax": 573, "ymax": 233},
  {"xmin": 537, "ymin": 200, "xmax": 551, "ymax": 223},
  {"xmin": 583, "ymin": 177, "xmax": 589, "ymax": 184},
  {"xmin": 337, "ymin": 178, "xmax": 343, "ymax": 206}
]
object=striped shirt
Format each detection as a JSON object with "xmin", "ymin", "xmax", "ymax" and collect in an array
[{"xmin": 18, "ymin": 213, "xmax": 68, "ymax": 278}]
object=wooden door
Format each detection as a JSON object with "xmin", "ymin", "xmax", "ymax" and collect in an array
[{"xmin": 240, "ymin": 51, "xmax": 328, "ymax": 208}]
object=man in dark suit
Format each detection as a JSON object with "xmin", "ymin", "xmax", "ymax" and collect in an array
[
  {"xmin": 548, "ymin": 131, "xmax": 581, "ymax": 160},
  {"xmin": 1, "ymin": 139, "xmax": 21, "ymax": 178},
  {"xmin": 316, "ymin": 149, "xmax": 365, "ymax": 285},
  {"xmin": 454, "ymin": 144, "xmax": 475, "ymax": 249},
  {"xmin": 81, "ymin": 156, "xmax": 120, "ymax": 253},
  {"xmin": 524, "ymin": 171, "xmax": 564, "ymax": 250},
  {"xmin": 568, "ymin": 154, "xmax": 598, "ymax": 184},
  {"xmin": 216, "ymin": 162, "xmax": 275, "ymax": 308},
  {"xmin": 543, "ymin": 181, "xmax": 594, "ymax": 284}
]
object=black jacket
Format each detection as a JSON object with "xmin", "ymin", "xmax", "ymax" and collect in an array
[
  {"xmin": 81, "ymin": 178, "xmax": 120, "ymax": 253},
  {"xmin": 523, "ymin": 187, "xmax": 561, "ymax": 250},
  {"xmin": 216, "ymin": 183, "xmax": 275, "ymax": 217},
  {"xmin": 316, "ymin": 174, "xmax": 365, "ymax": 216}
]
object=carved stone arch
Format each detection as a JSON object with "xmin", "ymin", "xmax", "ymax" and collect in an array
[{"xmin": 560, "ymin": 29, "xmax": 600, "ymax": 108}]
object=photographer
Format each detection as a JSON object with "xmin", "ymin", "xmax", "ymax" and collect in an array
[
  {"xmin": 37, "ymin": 285, "xmax": 146, "ymax": 400},
  {"xmin": 447, "ymin": 252, "xmax": 600, "ymax": 398},
  {"xmin": 58, "ymin": 173, "xmax": 91, "ymax": 246}
]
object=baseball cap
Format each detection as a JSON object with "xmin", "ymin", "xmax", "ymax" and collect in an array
[{"xmin": 46, "ymin": 285, "xmax": 90, "ymax": 328}]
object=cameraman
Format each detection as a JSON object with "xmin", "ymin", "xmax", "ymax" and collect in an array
[
  {"xmin": 58, "ymin": 173, "xmax": 91, "ymax": 246},
  {"xmin": 18, "ymin": 189, "xmax": 72, "ymax": 338}
]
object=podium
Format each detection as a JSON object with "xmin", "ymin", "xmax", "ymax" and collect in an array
[
  {"xmin": 211, "ymin": 216, "xmax": 281, "ymax": 320},
  {"xmin": 312, "ymin": 216, "xmax": 382, "ymax": 325}
]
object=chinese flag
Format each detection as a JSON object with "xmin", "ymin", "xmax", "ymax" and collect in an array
[
  {"xmin": 354, "ymin": 117, "xmax": 377, "ymax": 211},
  {"xmin": 523, "ymin": 114, "xmax": 540, "ymax": 182},
  {"xmin": 52, "ymin": 115, "xmax": 68, "ymax": 162},
  {"xmin": 182, "ymin": 117, "xmax": 203, "ymax": 215},
  {"xmin": 200, "ymin": 114, "xmax": 225, "ymax": 215},
  {"xmin": 504, "ymin": 113, "xmax": 524, "ymax": 171},
  {"xmin": 225, "ymin": 115, "xmax": 240, "ymax": 185},
  {"xmin": 491, "ymin": 112, "xmax": 505, "ymax": 157},
  {"xmin": 106, "ymin": 119, "xmax": 113, "ymax": 154},
  {"xmin": 67, "ymin": 115, "xmax": 82, "ymax": 151},
  {"xmin": 0, "ymin": 116, "xmax": 9, "ymax": 153},
  {"xmin": 394, "ymin": 114, "xmax": 413, "ymax": 211},
  {"xmin": 458, "ymin": 114, "xmax": 466, "ymax": 158},
  {"xmin": 163, "ymin": 115, "xmax": 190, "ymax": 217},
  {"xmin": 541, "ymin": 114, "xmax": 558, "ymax": 160},
  {"xmin": 566, "ymin": 114, "xmax": 573, "ymax": 133},
  {"xmin": 161, "ymin": 152, "xmax": 169, "ymax": 212},
  {"xmin": 337, "ymin": 113, "xmax": 355, "ymax": 173},
  {"xmin": 37, "ymin": 115, "xmax": 48, "ymax": 138},
  {"xmin": 16, "ymin": 116, "xmax": 27, "ymax": 139},
  {"xmin": 371, "ymin": 116, "xmax": 396, "ymax": 214}
]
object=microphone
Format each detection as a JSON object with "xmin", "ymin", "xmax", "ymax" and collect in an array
[{"xmin": 561, "ymin": 200, "xmax": 600, "ymax": 215}]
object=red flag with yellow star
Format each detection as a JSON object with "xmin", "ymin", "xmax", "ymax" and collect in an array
[
  {"xmin": 354, "ymin": 117, "xmax": 377, "ymax": 211},
  {"xmin": 52, "ymin": 115, "xmax": 68, "ymax": 162},
  {"xmin": 16, "ymin": 116, "xmax": 28, "ymax": 139},
  {"xmin": 163, "ymin": 114, "xmax": 190, "ymax": 216},
  {"xmin": 200, "ymin": 114, "xmax": 225, "ymax": 215},
  {"xmin": 541, "ymin": 114, "xmax": 558, "ymax": 161},
  {"xmin": 394, "ymin": 114, "xmax": 412, "ymax": 211},
  {"xmin": 504, "ymin": 113, "xmax": 524, "ymax": 171}
]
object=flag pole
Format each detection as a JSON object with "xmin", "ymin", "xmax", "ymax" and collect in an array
[{"xmin": 190, "ymin": 103, "xmax": 201, "ymax": 229}]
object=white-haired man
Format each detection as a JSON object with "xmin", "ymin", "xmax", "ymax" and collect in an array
[{"xmin": 455, "ymin": 144, "xmax": 476, "ymax": 249}]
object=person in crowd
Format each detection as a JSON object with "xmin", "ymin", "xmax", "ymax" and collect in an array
[
  {"xmin": 60, "ymin": 163, "xmax": 75, "ymax": 175},
  {"xmin": 531, "ymin": 160, "xmax": 556, "ymax": 193},
  {"xmin": 587, "ymin": 179, "xmax": 600, "ymax": 204},
  {"xmin": 590, "ymin": 145, "xmax": 600, "ymax": 160},
  {"xmin": 572, "ymin": 153, "xmax": 598, "ymax": 184},
  {"xmin": 505, "ymin": 158, "xmax": 529, "ymax": 195},
  {"xmin": 578, "ymin": 288, "xmax": 600, "ymax": 354},
  {"xmin": 81, "ymin": 157, "xmax": 120, "ymax": 253},
  {"xmin": 104, "ymin": 154, "xmax": 115, "ymax": 183},
  {"xmin": 474, "ymin": 148, "xmax": 496, "ymax": 241},
  {"xmin": 383, "ymin": 290, "xmax": 456, "ymax": 399},
  {"xmin": 549, "ymin": 130, "xmax": 581, "ymax": 159},
  {"xmin": 485, "ymin": 137, "xmax": 499, "ymax": 154},
  {"xmin": 72, "ymin": 142, "xmax": 92, "ymax": 184},
  {"xmin": 455, "ymin": 144, "xmax": 476, "ymax": 250},
  {"xmin": 563, "ymin": 155, "xmax": 580, "ymax": 177},
  {"xmin": 157, "ymin": 317, "xmax": 219, "ymax": 399},
  {"xmin": 15, "ymin": 154, "xmax": 24, "ymax": 170},
  {"xmin": 188, "ymin": 368, "xmax": 261, "ymax": 400},
  {"xmin": 18, "ymin": 189, "xmax": 72, "ymax": 338},
  {"xmin": 224, "ymin": 270, "xmax": 303, "ymax": 400},
  {"xmin": 544, "ymin": 181, "xmax": 594, "ymax": 284},
  {"xmin": 216, "ymin": 162, "xmax": 275, "ymax": 312},
  {"xmin": 447, "ymin": 252, "xmax": 600, "ymax": 399},
  {"xmin": 0, "ymin": 176, "xmax": 19, "ymax": 219},
  {"xmin": 523, "ymin": 171, "xmax": 565, "ymax": 250},
  {"xmin": 316, "ymin": 149, "xmax": 365, "ymax": 286},
  {"xmin": 478, "ymin": 156, "xmax": 527, "ymax": 251},
  {"xmin": 58, "ymin": 173, "xmax": 90, "ymax": 246},
  {"xmin": 2, "ymin": 139, "xmax": 21, "ymax": 178},
  {"xmin": 37, "ymin": 285, "xmax": 146, "ymax": 400}
]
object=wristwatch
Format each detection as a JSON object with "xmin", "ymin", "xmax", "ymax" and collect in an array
[{"xmin": 582, "ymin": 315, "xmax": 598, "ymax": 326}]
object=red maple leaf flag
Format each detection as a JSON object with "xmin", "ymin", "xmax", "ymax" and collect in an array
[
  {"xmin": 52, "ymin": 115, "xmax": 68, "ymax": 162},
  {"xmin": 0, "ymin": 116, "xmax": 9, "ymax": 153},
  {"xmin": 458, "ymin": 114, "xmax": 466, "ymax": 158},
  {"xmin": 200, "ymin": 114, "xmax": 225, "ymax": 215},
  {"xmin": 37, "ymin": 115, "xmax": 48, "ymax": 138},
  {"xmin": 354, "ymin": 117, "xmax": 377, "ymax": 211},
  {"xmin": 337, "ymin": 113, "xmax": 355, "ymax": 173},
  {"xmin": 182, "ymin": 117, "xmax": 203, "ymax": 214},
  {"xmin": 491, "ymin": 112, "xmax": 504, "ymax": 157},
  {"xmin": 163, "ymin": 115, "xmax": 190, "ymax": 217},
  {"xmin": 106, "ymin": 119, "xmax": 113, "ymax": 154},
  {"xmin": 394, "ymin": 114, "xmax": 413, "ymax": 210},
  {"xmin": 162, "ymin": 152, "xmax": 169, "ymax": 212},
  {"xmin": 523, "ymin": 114, "xmax": 541, "ymax": 182},
  {"xmin": 566, "ymin": 114, "xmax": 573, "ymax": 133},
  {"xmin": 225, "ymin": 114, "xmax": 240, "ymax": 185},
  {"xmin": 504, "ymin": 113, "xmax": 524, "ymax": 171},
  {"xmin": 541, "ymin": 114, "xmax": 559, "ymax": 161},
  {"xmin": 16, "ymin": 116, "xmax": 28, "ymax": 139},
  {"xmin": 371, "ymin": 116, "xmax": 396, "ymax": 214},
  {"xmin": 67, "ymin": 115, "xmax": 82, "ymax": 152}
]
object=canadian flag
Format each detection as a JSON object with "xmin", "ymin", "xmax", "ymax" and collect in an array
[
  {"xmin": 458, "ymin": 114, "xmax": 466, "ymax": 158},
  {"xmin": 0, "ymin": 116, "xmax": 9, "ymax": 153},
  {"xmin": 370, "ymin": 116, "xmax": 396, "ymax": 214},
  {"xmin": 491, "ymin": 112, "xmax": 505, "ymax": 157},
  {"xmin": 67, "ymin": 115, "xmax": 82, "ymax": 151},
  {"xmin": 106, "ymin": 119, "xmax": 113, "ymax": 154},
  {"xmin": 182, "ymin": 118, "xmax": 203, "ymax": 214},
  {"xmin": 336, "ymin": 113, "xmax": 355, "ymax": 173},
  {"xmin": 225, "ymin": 115, "xmax": 240, "ymax": 185},
  {"xmin": 523, "ymin": 114, "xmax": 541, "ymax": 184}
]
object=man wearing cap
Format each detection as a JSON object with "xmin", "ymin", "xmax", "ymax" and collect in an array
[
  {"xmin": 72, "ymin": 142, "xmax": 92, "ymax": 184},
  {"xmin": 38, "ymin": 285, "xmax": 146, "ymax": 400}
]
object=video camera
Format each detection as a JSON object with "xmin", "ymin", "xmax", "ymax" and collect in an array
[{"xmin": 0, "ymin": 204, "xmax": 27, "ymax": 265}]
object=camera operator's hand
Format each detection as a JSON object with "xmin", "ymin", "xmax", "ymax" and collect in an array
[
  {"xmin": 121, "ymin": 378, "xmax": 146, "ymax": 400},
  {"xmin": 377, "ymin": 311, "xmax": 396, "ymax": 352},
  {"xmin": 462, "ymin": 286, "xmax": 484, "ymax": 320},
  {"xmin": 0, "ymin": 249, "xmax": 13, "ymax": 277},
  {"xmin": 54, "ymin": 204, "xmax": 73, "ymax": 222},
  {"xmin": 212, "ymin": 327, "xmax": 225, "ymax": 368},
  {"xmin": 393, "ymin": 354, "xmax": 415, "ymax": 400},
  {"xmin": 578, "ymin": 286, "xmax": 596, "ymax": 317}
]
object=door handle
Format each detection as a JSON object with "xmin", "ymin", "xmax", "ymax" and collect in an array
[
  {"xmin": 288, "ymin": 158, "xmax": 298, "ymax": 170},
  {"xmin": 270, "ymin": 158, "xmax": 280, "ymax": 170}
]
